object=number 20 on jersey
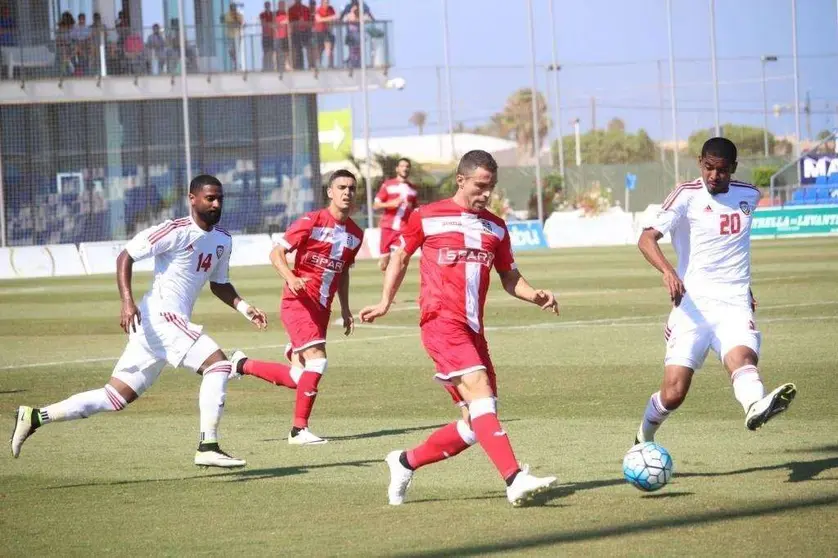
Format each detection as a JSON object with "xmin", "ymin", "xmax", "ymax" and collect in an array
[{"xmin": 719, "ymin": 213, "xmax": 741, "ymax": 235}]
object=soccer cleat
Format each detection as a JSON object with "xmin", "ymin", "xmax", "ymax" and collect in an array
[
  {"xmin": 194, "ymin": 442, "xmax": 246, "ymax": 468},
  {"xmin": 287, "ymin": 428, "xmax": 327, "ymax": 445},
  {"xmin": 745, "ymin": 383, "xmax": 797, "ymax": 431},
  {"xmin": 10, "ymin": 406, "xmax": 39, "ymax": 458},
  {"xmin": 385, "ymin": 450, "xmax": 414, "ymax": 505},
  {"xmin": 506, "ymin": 465, "xmax": 558, "ymax": 507},
  {"xmin": 634, "ymin": 425, "xmax": 647, "ymax": 445},
  {"xmin": 228, "ymin": 350, "xmax": 247, "ymax": 380}
]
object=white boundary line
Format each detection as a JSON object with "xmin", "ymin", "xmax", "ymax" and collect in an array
[{"xmin": 1, "ymin": 313, "xmax": 836, "ymax": 371}]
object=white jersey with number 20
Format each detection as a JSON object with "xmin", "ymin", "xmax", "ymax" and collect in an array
[{"xmin": 649, "ymin": 178, "xmax": 761, "ymax": 308}]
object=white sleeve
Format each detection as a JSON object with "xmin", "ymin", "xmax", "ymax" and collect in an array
[
  {"xmin": 124, "ymin": 221, "xmax": 181, "ymax": 261},
  {"xmin": 209, "ymin": 241, "xmax": 231, "ymax": 284},
  {"xmin": 647, "ymin": 193, "xmax": 689, "ymax": 236}
]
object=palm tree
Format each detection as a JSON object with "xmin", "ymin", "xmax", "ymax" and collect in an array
[
  {"xmin": 499, "ymin": 88, "xmax": 550, "ymax": 160},
  {"xmin": 409, "ymin": 111, "xmax": 428, "ymax": 135}
]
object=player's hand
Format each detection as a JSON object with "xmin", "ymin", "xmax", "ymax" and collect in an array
[
  {"xmin": 359, "ymin": 301, "xmax": 390, "ymax": 323},
  {"xmin": 750, "ymin": 294, "xmax": 758, "ymax": 313},
  {"xmin": 248, "ymin": 306, "xmax": 269, "ymax": 330},
  {"xmin": 286, "ymin": 275, "xmax": 309, "ymax": 295},
  {"xmin": 120, "ymin": 301, "xmax": 141, "ymax": 334},
  {"xmin": 342, "ymin": 311, "xmax": 355, "ymax": 336},
  {"xmin": 533, "ymin": 289, "xmax": 559, "ymax": 315},
  {"xmin": 663, "ymin": 270, "xmax": 686, "ymax": 306}
]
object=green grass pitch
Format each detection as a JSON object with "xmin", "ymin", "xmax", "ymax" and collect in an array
[{"xmin": 1, "ymin": 238, "xmax": 837, "ymax": 556}]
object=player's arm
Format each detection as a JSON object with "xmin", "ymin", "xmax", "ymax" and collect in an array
[
  {"xmin": 116, "ymin": 250, "xmax": 140, "ymax": 333},
  {"xmin": 498, "ymin": 268, "xmax": 559, "ymax": 314},
  {"xmin": 359, "ymin": 246, "xmax": 411, "ymax": 323},
  {"xmin": 269, "ymin": 244, "xmax": 308, "ymax": 294},
  {"xmin": 209, "ymin": 281, "xmax": 268, "ymax": 330},
  {"xmin": 373, "ymin": 198, "xmax": 401, "ymax": 210},
  {"xmin": 638, "ymin": 227, "xmax": 685, "ymax": 306},
  {"xmin": 337, "ymin": 270, "xmax": 354, "ymax": 335}
]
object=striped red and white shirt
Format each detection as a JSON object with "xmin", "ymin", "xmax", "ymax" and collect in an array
[
  {"xmin": 376, "ymin": 178, "xmax": 419, "ymax": 231},
  {"xmin": 124, "ymin": 216, "xmax": 232, "ymax": 317},
  {"xmin": 648, "ymin": 178, "xmax": 761, "ymax": 307},
  {"xmin": 278, "ymin": 209, "xmax": 364, "ymax": 308},
  {"xmin": 400, "ymin": 199, "xmax": 516, "ymax": 334}
]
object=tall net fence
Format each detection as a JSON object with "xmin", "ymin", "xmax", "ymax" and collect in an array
[{"xmin": 0, "ymin": 93, "xmax": 319, "ymax": 247}]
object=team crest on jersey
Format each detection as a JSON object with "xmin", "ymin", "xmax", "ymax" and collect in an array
[
  {"xmin": 216, "ymin": 245, "xmax": 225, "ymax": 258},
  {"xmin": 739, "ymin": 201, "xmax": 751, "ymax": 215}
]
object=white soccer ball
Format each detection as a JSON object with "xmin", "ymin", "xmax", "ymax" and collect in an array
[{"xmin": 622, "ymin": 442, "xmax": 674, "ymax": 492}]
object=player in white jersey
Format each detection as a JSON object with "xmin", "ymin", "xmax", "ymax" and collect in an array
[
  {"xmin": 634, "ymin": 137, "xmax": 796, "ymax": 445},
  {"xmin": 10, "ymin": 175, "xmax": 269, "ymax": 468}
]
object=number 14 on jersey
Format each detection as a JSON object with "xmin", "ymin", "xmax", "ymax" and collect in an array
[{"xmin": 195, "ymin": 253, "xmax": 213, "ymax": 272}]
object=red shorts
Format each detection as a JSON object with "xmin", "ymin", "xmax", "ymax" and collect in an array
[
  {"xmin": 379, "ymin": 227, "xmax": 402, "ymax": 253},
  {"xmin": 420, "ymin": 317, "xmax": 497, "ymax": 406},
  {"xmin": 280, "ymin": 295, "xmax": 330, "ymax": 352}
]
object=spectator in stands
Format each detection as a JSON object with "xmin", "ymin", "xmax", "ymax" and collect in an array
[
  {"xmin": 313, "ymin": 0, "xmax": 337, "ymax": 68},
  {"xmin": 340, "ymin": 0, "xmax": 373, "ymax": 21},
  {"xmin": 56, "ymin": 12, "xmax": 75, "ymax": 75},
  {"xmin": 146, "ymin": 23, "xmax": 167, "ymax": 74},
  {"xmin": 342, "ymin": 2, "xmax": 369, "ymax": 69},
  {"xmin": 0, "ymin": 6, "xmax": 16, "ymax": 47},
  {"xmin": 259, "ymin": 2, "xmax": 274, "ymax": 71},
  {"xmin": 90, "ymin": 12, "xmax": 107, "ymax": 74},
  {"xmin": 223, "ymin": 3, "xmax": 244, "ymax": 71},
  {"xmin": 288, "ymin": 0, "xmax": 311, "ymax": 70},
  {"xmin": 274, "ymin": 1, "xmax": 292, "ymax": 72},
  {"xmin": 70, "ymin": 13, "xmax": 93, "ymax": 75}
]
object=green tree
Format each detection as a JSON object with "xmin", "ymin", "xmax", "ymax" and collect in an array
[
  {"xmin": 554, "ymin": 125, "xmax": 657, "ymax": 164},
  {"xmin": 687, "ymin": 124, "xmax": 775, "ymax": 157},
  {"xmin": 408, "ymin": 111, "xmax": 427, "ymax": 135},
  {"xmin": 751, "ymin": 166, "xmax": 780, "ymax": 188},
  {"xmin": 497, "ymin": 88, "xmax": 551, "ymax": 158}
]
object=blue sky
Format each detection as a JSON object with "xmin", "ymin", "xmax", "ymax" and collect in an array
[{"xmin": 149, "ymin": 0, "xmax": 838, "ymax": 143}]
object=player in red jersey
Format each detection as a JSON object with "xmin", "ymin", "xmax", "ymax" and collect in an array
[
  {"xmin": 373, "ymin": 157, "xmax": 418, "ymax": 272},
  {"xmin": 360, "ymin": 150, "xmax": 560, "ymax": 507},
  {"xmin": 230, "ymin": 170, "xmax": 363, "ymax": 445}
]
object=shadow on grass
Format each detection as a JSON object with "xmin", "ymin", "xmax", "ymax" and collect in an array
[
  {"xmin": 680, "ymin": 455, "xmax": 838, "ymax": 483},
  {"xmin": 0, "ymin": 389, "xmax": 26, "ymax": 395},
  {"xmin": 641, "ymin": 491, "xmax": 694, "ymax": 499},
  {"xmin": 395, "ymin": 494, "xmax": 838, "ymax": 557},
  {"xmin": 43, "ymin": 458, "xmax": 379, "ymax": 490}
]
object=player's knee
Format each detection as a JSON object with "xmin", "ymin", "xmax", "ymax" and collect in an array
[
  {"xmin": 103, "ymin": 383, "xmax": 132, "ymax": 412},
  {"xmin": 456, "ymin": 419, "xmax": 477, "ymax": 446},
  {"xmin": 660, "ymin": 383, "xmax": 688, "ymax": 410}
]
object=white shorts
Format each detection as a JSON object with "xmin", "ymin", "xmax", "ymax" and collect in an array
[
  {"xmin": 664, "ymin": 296, "xmax": 761, "ymax": 371},
  {"xmin": 111, "ymin": 310, "xmax": 220, "ymax": 394}
]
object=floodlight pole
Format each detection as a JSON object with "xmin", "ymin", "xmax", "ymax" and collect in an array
[
  {"xmin": 665, "ymin": 0, "xmax": 680, "ymax": 182},
  {"xmin": 709, "ymin": 0, "xmax": 720, "ymax": 136},
  {"xmin": 548, "ymin": 0, "xmax": 565, "ymax": 181},
  {"xmin": 177, "ymin": 0, "xmax": 192, "ymax": 186},
  {"xmin": 441, "ymin": 0, "xmax": 456, "ymax": 160},
  {"xmin": 526, "ymin": 0, "xmax": 543, "ymax": 222},
  {"xmin": 359, "ymin": 1, "xmax": 374, "ymax": 227}
]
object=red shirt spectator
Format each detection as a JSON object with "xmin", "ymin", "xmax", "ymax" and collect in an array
[
  {"xmin": 259, "ymin": 3, "xmax": 274, "ymax": 37},
  {"xmin": 313, "ymin": 1, "xmax": 336, "ymax": 33},
  {"xmin": 274, "ymin": 4, "xmax": 289, "ymax": 39},
  {"xmin": 288, "ymin": 0, "xmax": 311, "ymax": 32}
]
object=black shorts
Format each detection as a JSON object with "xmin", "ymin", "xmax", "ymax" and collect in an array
[
  {"xmin": 274, "ymin": 37, "xmax": 289, "ymax": 51},
  {"xmin": 314, "ymin": 31, "xmax": 335, "ymax": 47}
]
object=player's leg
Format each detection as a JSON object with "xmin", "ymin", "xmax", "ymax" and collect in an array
[
  {"xmin": 229, "ymin": 346, "xmax": 300, "ymax": 389},
  {"xmin": 181, "ymin": 335, "xmax": 245, "ymax": 468},
  {"xmin": 385, "ymin": 387, "xmax": 476, "ymax": 505},
  {"xmin": 288, "ymin": 343, "xmax": 328, "ymax": 445},
  {"xmin": 636, "ymin": 304, "xmax": 709, "ymax": 444},
  {"xmin": 715, "ymin": 318, "xmax": 795, "ymax": 430},
  {"xmin": 10, "ymin": 339, "xmax": 161, "ymax": 458}
]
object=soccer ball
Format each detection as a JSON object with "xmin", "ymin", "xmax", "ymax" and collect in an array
[{"xmin": 622, "ymin": 442, "xmax": 674, "ymax": 492}]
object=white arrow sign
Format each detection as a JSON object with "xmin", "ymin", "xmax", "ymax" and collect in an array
[{"xmin": 319, "ymin": 121, "xmax": 346, "ymax": 150}]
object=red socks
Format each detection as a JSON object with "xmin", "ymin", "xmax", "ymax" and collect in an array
[
  {"xmin": 293, "ymin": 371, "xmax": 322, "ymax": 429},
  {"xmin": 470, "ymin": 401, "xmax": 519, "ymax": 481},
  {"xmin": 243, "ymin": 359, "xmax": 297, "ymax": 389},
  {"xmin": 406, "ymin": 421, "xmax": 473, "ymax": 469}
]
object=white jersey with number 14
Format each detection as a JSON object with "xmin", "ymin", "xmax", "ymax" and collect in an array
[
  {"xmin": 124, "ymin": 217, "xmax": 233, "ymax": 318},
  {"xmin": 649, "ymin": 178, "xmax": 761, "ymax": 308}
]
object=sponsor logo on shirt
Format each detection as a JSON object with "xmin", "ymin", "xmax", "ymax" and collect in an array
[
  {"xmin": 216, "ymin": 245, "xmax": 225, "ymax": 258},
  {"xmin": 305, "ymin": 252, "xmax": 346, "ymax": 272},
  {"xmin": 437, "ymin": 247, "xmax": 495, "ymax": 267}
]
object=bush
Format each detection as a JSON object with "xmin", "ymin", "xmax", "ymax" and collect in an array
[{"xmin": 751, "ymin": 166, "xmax": 780, "ymax": 189}]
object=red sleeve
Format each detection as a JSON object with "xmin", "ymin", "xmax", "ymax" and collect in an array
[
  {"xmin": 399, "ymin": 211, "xmax": 424, "ymax": 255},
  {"xmin": 494, "ymin": 225, "xmax": 517, "ymax": 273},
  {"xmin": 375, "ymin": 183, "xmax": 389, "ymax": 203},
  {"xmin": 280, "ymin": 214, "xmax": 315, "ymax": 251},
  {"xmin": 347, "ymin": 228, "xmax": 364, "ymax": 267}
]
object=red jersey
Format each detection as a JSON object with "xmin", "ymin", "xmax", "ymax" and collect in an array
[
  {"xmin": 288, "ymin": 2, "xmax": 311, "ymax": 31},
  {"xmin": 376, "ymin": 178, "xmax": 418, "ymax": 231},
  {"xmin": 279, "ymin": 209, "xmax": 364, "ymax": 308},
  {"xmin": 274, "ymin": 11, "xmax": 288, "ymax": 39},
  {"xmin": 259, "ymin": 10, "xmax": 274, "ymax": 36},
  {"xmin": 313, "ymin": 5, "xmax": 335, "ymax": 32},
  {"xmin": 400, "ymin": 199, "xmax": 516, "ymax": 333}
]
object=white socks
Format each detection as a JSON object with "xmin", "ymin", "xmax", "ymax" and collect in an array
[
  {"xmin": 638, "ymin": 391, "xmax": 671, "ymax": 443},
  {"xmin": 731, "ymin": 364, "xmax": 765, "ymax": 412},
  {"xmin": 199, "ymin": 361, "xmax": 231, "ymax": 444},
  {"xmin": 40, "ymin": 385, "xmax": 127, "ymax": 424}
]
